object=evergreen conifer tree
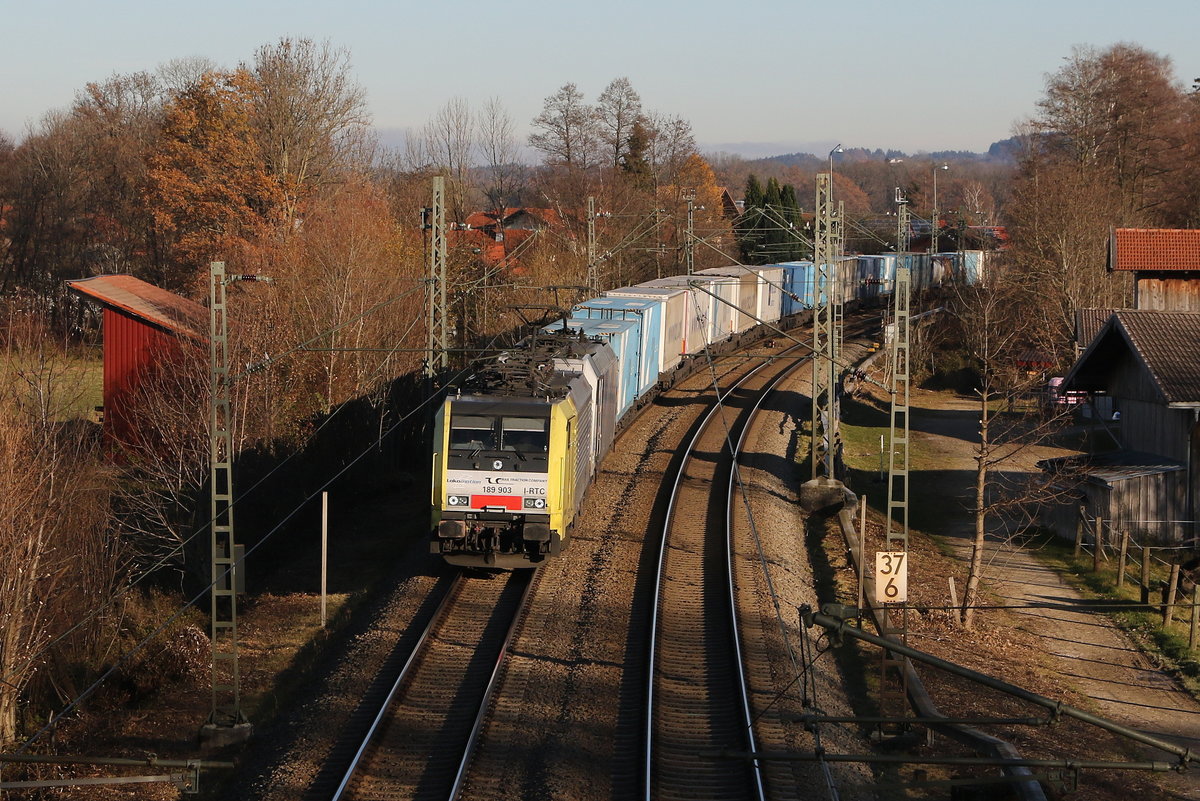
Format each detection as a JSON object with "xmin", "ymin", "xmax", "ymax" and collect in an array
[{"xmin": 737, "ymin": 174, "xmax": 765, "ymax": 262}]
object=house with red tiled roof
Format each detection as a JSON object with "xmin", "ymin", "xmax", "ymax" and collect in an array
[
  {"xmin": 463, "ymin": 207, "xmax": 565, "ymax": 235},
  {"xmin": 1108, "ymin": 228, "xmax": 1200, "ymax": 312},
  {"xmin": 67, "ymin": 275, "xmax": 207, "ymax": 445},
  {"xmin": 452, "ymin": 207, "xmax": 567, "ymax": 271},
  {"xmin": 448, "ymin": 226, "xmax": 538, "ymax": 270}
]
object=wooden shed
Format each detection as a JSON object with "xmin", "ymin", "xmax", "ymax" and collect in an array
[
  {"xmin": 1060, "ymin": 310, "xmax": 1200, "ymax": 546},
  {"xmin": 1039, "ymin": 452, "xmax": 1190, "ymax": 546},
  {"xmin": 67, "ymin": 275, "xmax": 207, "ymax": 446}
]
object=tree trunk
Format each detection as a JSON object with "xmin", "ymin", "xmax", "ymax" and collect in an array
[{"xmin": 962, "ymin": 392, "xmax": 990, "ymax": 628}]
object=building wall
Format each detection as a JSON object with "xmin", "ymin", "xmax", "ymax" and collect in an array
[
  {"xmin": 1044, "ymin": 470, "xmax": 1191, "ymax": 546},
  {"xmin": 103, "ymin": 308, "xmax": 188, "ymax": 445},
  {"xmin": 1121, "ymin": 398, "xmax": 1193, "ymax": 462},
  {"xmin": 1101, "ymin": 471, "xmax": 1189, "ymax": 545},
  {"xmin": 1134, "ymin": 275, "xmax": 1200, "ymax": 311}
]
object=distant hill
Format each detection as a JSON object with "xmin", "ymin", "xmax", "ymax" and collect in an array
[{"xmin": 755, "ymin": 141, "xmax": 1019, "ymax": 166}]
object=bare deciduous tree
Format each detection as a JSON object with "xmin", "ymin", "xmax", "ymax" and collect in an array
[
  {"xmin": 250, "ymin": 37, "xmax": 373, "ymax": 221},
  {"xmin": 528, "ymin": 83, "xmax": 597, "ymax": 170},
  {"xmin": 644, "ymin": 111, "xmax": 696, "ymax": 190},
  {"xmin": 947, "ymin": 265, "xmax": 1076, "ymax": 628},
  {"xmin": 0, "ymin": 307, "xmax": 118, "ymax": 744},
  {"xmin": 478, "ymin": 96, "xmax": 524, "ymax": 210},
  {"xmin": 156, "ymin": 56, "xmax": 219, "ymax": 95},
  {"xmin": 421, "ymin": 97, "xmax": 475, "ymax": 223},
  {"xmin": 596, "ymin": 77, "xmax": 642, "ymax": 171}
]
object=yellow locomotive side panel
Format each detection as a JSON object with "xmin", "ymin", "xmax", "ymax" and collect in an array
[
  {"xmin": 547, "ymin": 396, "xmax": 578, "ymax": 538},
  {"xmin": 430, "ymin": 402, "xmax": 449, "ymax": 529}
]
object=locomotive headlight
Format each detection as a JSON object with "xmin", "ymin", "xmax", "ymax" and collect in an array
[
  {"xmin": 523, "ymin": 497, "xmax": 547, "ymax": 510},
  {"xmin": 447, "ymin": 495, "xmax": 469, "ymax": 506}
]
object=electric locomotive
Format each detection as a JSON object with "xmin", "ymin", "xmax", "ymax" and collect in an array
[{"xmin": 431, "ymin": 333, "xmax": 617, "ymax": 568}]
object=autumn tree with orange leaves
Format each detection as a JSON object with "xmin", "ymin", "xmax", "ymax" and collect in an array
[{"xmin": 145, "ymin": 69, "xmax": 286, "ymax": 293}]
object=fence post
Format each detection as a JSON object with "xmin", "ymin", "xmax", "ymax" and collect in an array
[
  {"xmin": 1141, "ymin": 546, "xmax": 1152, "ymax": 605},
  {"xmin": 1117, "ymin": 531, "xmax": 1130, "ymax": 587},
  {"xmin": 1190, "ymin": 585, "xmax": 1199, "ymax": 651},
  {"xmin": 1093, "ymin": 516, "xmax": 1104, "ymax": 572},
  {"xmin": 1074, "ymin": 510, "xmax": 1085, "ymax": 558},
  {"xmin": 1163, "ymin": 563, "xmax": 1180, "ymax": 629}
]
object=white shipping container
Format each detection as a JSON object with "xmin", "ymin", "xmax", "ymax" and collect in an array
[{"xmin": 637, "ymin": 275, "xmax": 720, "ymax": 352}]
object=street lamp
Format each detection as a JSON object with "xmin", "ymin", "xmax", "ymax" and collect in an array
[
  {"xmin": 829, "ymin": 144, "xmax": 844, "ymax": 186},
  {"xmin": 931, "ymin": 163, "xmax": 948, "ymax": 254}
]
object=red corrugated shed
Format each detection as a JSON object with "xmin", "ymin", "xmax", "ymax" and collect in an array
[
  {"xmin": 1109, "ymin": 228, "xmax": 1200, "ymax": 272},
  {"xmin": 67, "ymin": 275, "xmax": 207, "ymax": 445}
]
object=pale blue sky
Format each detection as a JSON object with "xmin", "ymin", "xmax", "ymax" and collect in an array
[{"xmin": 5, "ymin": 0, "xmax": 1198, "ymax": 156}]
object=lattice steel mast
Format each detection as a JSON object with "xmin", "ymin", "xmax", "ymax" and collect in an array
[
  {"xmin": 203, "ymin": 262, "xmax": 269, "ymax": 743},
  {"xmin": 811, "ymin": 173, "xmax": 838, "ymax": 479},
  {"xmin": 879, "ymin": 192, "xmax": 913, "ymax": 727},
  {"xmin": 425, "ymin": 176, "xmax": 448, "ymax": 377}
]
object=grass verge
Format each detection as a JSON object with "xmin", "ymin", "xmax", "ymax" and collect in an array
[{"xmin": 1028, "ymin": 533, "xmax": 1200, "ymax": 698}]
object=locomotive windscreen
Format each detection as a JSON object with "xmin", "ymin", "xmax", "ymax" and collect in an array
[
  {"xmin": 449, "ymin": 414, "xmax": 549, "ymax": 453},
  {"xmin": 500, "ymin": 417, "xmax": 549, "ymax": 452}
]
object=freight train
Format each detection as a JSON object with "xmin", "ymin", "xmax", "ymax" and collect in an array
[{"xmin": 430, "ymin": 251, "xmax": 985, "ymax": 567}]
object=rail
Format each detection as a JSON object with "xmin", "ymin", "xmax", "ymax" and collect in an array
[
  {"xmin": 645, "ymin": 340, "xmax": 808, "ymax": 801},
  {"xmin": 331, "ymin": 570, "xmax": 534, "ymax": 801},
  {"xmin": 331, "ymin": 575, "xmax": 463, "ymax": 801}
]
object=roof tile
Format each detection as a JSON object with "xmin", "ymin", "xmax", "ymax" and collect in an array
[
  {"xmin": 1111, "ymin": 228, "xmax": 1200, "ymax": 272},
  {"xmin": 1112, "ymin": 310, "xmax": 1200, "ymax": 404}
]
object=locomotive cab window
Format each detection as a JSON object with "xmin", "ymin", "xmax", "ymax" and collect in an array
[
  {"xmin": 449, "ymin": 415, "xmax": 498, "ymax": 451},
  {"xmin": 500, "ymin": 417, "xmax": 549, "ymax": 452}
]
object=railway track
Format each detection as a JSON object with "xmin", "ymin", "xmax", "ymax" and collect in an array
[
  {"xmin": 645, "ymin": 343, "xmax": 811, "ymax": 801},
  {"xmin": 320, "ymin": 315, "xmax": 875, "ymax": 801},
  {"xmin": 332, "ymin": 569, "xmax": 536, "ymax": 801}
]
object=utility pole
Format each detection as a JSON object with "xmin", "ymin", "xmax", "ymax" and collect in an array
[
  {"xmin": 587, "ymin": 196, "xmax": 598, "ymax": 294},
  {"xmin": 425, "ymin": 176, "xmax": 448, "ymax": 378},
  {"xmin": 654, "ymin": 206, "xmax": 663, "ymax": 279},
  {"xmin": 878, "ymin": 191, "xmax": 913, "ymax": 732},
  {"xmin": 832, "ymin": 199, "xmax": 845, "ymax": 378},
  {"xmin": 811, "ymin": 173, "xmax": 837, "ymax": 480},
  {"xmin": 799, "ymin": 174, "xmax": 846, "ymax": 514},
  {"xmin": 202, "ymin": 261, "xmax": 270, "ymax": 747},
  {"xmin": 684, "ymin": 190, "xmax": 696, "ymax": 275},
  {"xmin": 930, "ymin": 163, "xmax": 948, "ymax": 255}
]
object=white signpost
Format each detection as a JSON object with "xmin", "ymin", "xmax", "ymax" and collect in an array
[{"xmin": 875, "ymin": 551, "xmax": 908, "ymax": 604}]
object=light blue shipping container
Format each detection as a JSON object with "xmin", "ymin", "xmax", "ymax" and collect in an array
[
  {"xmin": 878, "ymin": 254, "xmax": 897, "ymax": 296},
  {"xmin": 543, "ymin": 317, "xmax": 641, "ymax": 418},
  {"xmin": 571, "ymin": 295, "xmax": 664, "ymax": 397},
  {"xmin": 774, "ymin": 261, "xmax": 815, "ymax": 315},
  {"xmin": 577, "ymin": 319, "xmax": 641, "ymax": 418},
  {"xmin": 603, "ymin": 286, "xmax": 690, "ymax": 373}
]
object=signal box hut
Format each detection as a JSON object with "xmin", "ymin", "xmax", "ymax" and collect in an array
[
  {"xmin": 1047, "ymin": 310, "xmax": 1200, "ymax": 546},
  {"xmin": 67, "ymin": 275, "xmax": 207, "ymax": 446}
]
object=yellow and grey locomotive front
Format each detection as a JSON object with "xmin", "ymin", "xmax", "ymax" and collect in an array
[{"xmin": 432, "ymin": 391, "xmax": 581, "ymax": 568}]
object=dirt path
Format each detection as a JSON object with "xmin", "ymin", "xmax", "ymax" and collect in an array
[{"xmin": 907, "ymin": 391, "xmax": 1200, "ymax": 794}]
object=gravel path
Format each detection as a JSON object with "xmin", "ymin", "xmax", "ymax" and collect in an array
[{"xmin": 906, "ymin": 391, "xmax": 1200, "ymax": 797}]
